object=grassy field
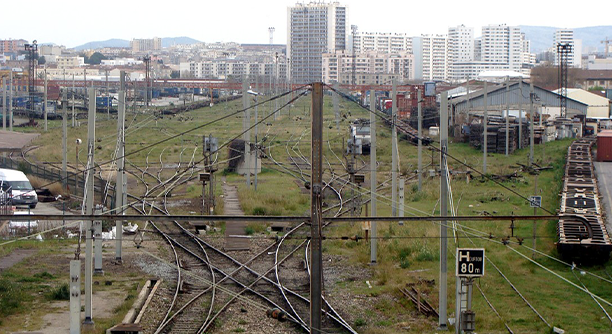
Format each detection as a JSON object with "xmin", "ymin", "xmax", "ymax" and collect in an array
[{"xmin": 7, "ymin": 89, "xmax": 612, "ymax": 333}]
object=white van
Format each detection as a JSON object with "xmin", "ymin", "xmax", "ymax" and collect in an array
[{"xmin": 0, "ymin": 168, "xmax": 38, "ymax": 208}]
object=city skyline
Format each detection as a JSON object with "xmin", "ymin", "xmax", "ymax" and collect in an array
[{"xmin": 2, "ymin": 0, "xmax": 611, "ymax": 48}]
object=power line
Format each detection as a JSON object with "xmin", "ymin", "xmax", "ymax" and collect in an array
[{"xmin": 327, "ymin": 84, "xmax": 556, "ymax": 215}]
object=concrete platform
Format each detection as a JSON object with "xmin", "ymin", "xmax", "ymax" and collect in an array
[
  {"xmin": 0, "ymin": 130, "xmax": 40, "ymax": 153},
  {"xmin": 222, "ymin": 179, "xmax": 249, "ymax": 251}
]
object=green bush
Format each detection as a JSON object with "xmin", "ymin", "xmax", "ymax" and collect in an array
[
  {"xmin": 416, "ymin": 246, "xmax": 436, "ymax": 262},
  {"xmin": 49, "ymin": 283, "xmax": 70, "ymax": 300}
]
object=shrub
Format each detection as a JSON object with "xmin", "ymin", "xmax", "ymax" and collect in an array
[
  {"xmin": 49, "ymin": 283, "xmax": 70, "ymax": 300},
  {"xmin": 416, "ymin": 246, "xmax": 436, "ymax": 262}
]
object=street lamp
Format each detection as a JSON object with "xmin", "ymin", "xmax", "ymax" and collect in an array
[{"xmin": 76, "ymin": 138, "xmax": 82, "ymax": 194}]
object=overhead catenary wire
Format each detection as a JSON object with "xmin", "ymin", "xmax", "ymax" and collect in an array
[
  {"xmin": 33, "ymin": 84, "xmax": 310, "ymax": 191},
  {"xmin": 327, "ymin": 83, "xmax": 556, "ymax": 215}
]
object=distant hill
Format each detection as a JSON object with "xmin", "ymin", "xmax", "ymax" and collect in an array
[
  {"xmin": 73, "ymin": 39, "xmax": 130, "ymax": 51},
  {"xmin": 520, "ymin": 25, "xmax": 612, "ymax": 53},
  {"xmin": 73, "ymin": 37, "xmax": 201, "ymax": 51},
  {"xmin": 162, "ymin": 37, "xmax": 201, "ymax": 47}
]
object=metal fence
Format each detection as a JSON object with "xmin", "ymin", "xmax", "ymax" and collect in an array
[{"xmin": 0, "ymin": 156, "xmax": 115, "ymax": 209}]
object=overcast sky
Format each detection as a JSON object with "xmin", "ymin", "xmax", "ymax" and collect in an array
[{"xmin": 3, "ymin": 0, "xmax": 610, "ymax": 48}]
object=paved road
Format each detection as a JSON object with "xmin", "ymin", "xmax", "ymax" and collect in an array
[
  {"xmin": 595, "ymin": 161, "xmax": 612, "ymax": 233},
  {"xmin": 10, "ymin": 200, "xmax": 74, "ymax": 236}
]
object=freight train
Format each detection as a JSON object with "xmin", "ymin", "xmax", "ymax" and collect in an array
[{"xmin": 557, "ymin": 138, "xmax": 612, "ymax": 263}]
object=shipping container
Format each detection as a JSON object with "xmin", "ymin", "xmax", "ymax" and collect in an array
[{"xmin": 596, "ymin": 130, "xmax": 612, "ymax": 162}]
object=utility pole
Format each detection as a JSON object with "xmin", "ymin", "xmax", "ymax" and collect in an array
[
  {"xmin": 483, "ymin": 81, "xmax": 488, "ymax": 174},
  {"xmin": 72, "ymin": 74, "xmax": 76, "ymax": 127},
  {"xmin": 369, "ymin": 90, "xmax": 377, "ymax": 264},
  {"xmin": 351, "ymin": 25, "xmax": 358, "ymax": 86},
  {"xmin": 418, "ymin": 89, "xmax": 423, "ymax": 191},
  {"xmin": 44, "ymin": 67, "xmax": 48, "ymax": 131},
  {"xmin": 518, "ymin": 80, "xmax": 523, "ymax": 149},
  {"xmin": 106, "ymin": 70, "xmax": 110, "ymax": 120},
  {"xmin": 310, "ymin": 82, "xmax": 324, "ymax": 334},
  {"xmin": 243, "ymin": 79, "xmax": 251, "ymax": 188},
  {"xmin": 94, "ymin": 206, "xmax": 103, "ymax": 275},
  {"xmin": 439, "ymin": 91, "xmax": 449, "ymax": 330},
  {"xmin": 333, "ymin": 81, "xmax": 339, "ymax": 131},
  {"xmin": 62, "ymin": 92, "xmax": 67, "ymax": 189},
  {"xmin": 9, "ymin": 71, "xmax": 13, "ymax": 132},
  {"xmin": 83, "ymin": 87, "xmax": 96, "ymax": 326},
  {"xmin": 2, "ymin": 77, "xmax": 6, "ymax": 131},
  {"xmin": 254, "ymin": 77, "xmax": 259, "ymax": 191},
  {"xmin": 391, "ymin": 80, "xmax": 398, "ymax": 217},
  {"xmin": 275, "ymin": 53, "xmax": 279, "ymax": 119},
  {"xmin": 115, "ymin": 70, "xmax": 126, "ymax": 262},
  {"xmin": 530, "ymin": 82, "xmax": 535, "ymax": 165},
  {"xmin": 69, "ymin": 259, "xmax": 81, "ymax": 334},
  {"xmin": 505, "ymin": 76, "xmax": 510, "ymax": 156},
  {"xmin": 533, "ymin": 173, "xmax": 538, "ymax": 259},
  {"xmin": 399, "ymin": 178, "xmax": 405, "ymax": 225},
  {"xmin": 143, "ymin": 55, "xmax": 151, "ymax": 108}
]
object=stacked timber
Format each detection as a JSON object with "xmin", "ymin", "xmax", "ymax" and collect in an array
[{"xmin": 497, "ymin": 126, "xmax": 518, "ymax": 154}]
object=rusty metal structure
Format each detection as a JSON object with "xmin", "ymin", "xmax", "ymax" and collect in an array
[
  {"xmin": 24, "ymin": 40, "xmax": 37, "ymax": 113},
  {"xmin": 557, "ymin": 43, "xmax": 572, "ymax": 118},
  {"xmin": 558, "ymin": 138, "xmax": 612, "ymax": 263}
]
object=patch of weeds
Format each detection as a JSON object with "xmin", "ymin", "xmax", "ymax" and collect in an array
[
  {"xmin": 0, "ymin": 278, "xmax": 28, "ymax": 318},
  {"xmin": 35, "ymin": 271, "xmax": 55, "ymax": 279},
  {"xmin": 232, "ymin": 328, "xmax": 245, "ymax": 333},
  {"xmin": 245, "ymin": 226, "xmax": 255, "ymax": 235},
  {"xmin": 416, "ymin": 246, "xmax": 436, "ymax": 262},
  {"xmin": 238, "ymin": 319, "xmax": 247, "ymax": 325},
  {"xmin": 252, "ymin": 207, "xmax": 267, "ymax": 215},
  {"xmin": 399, "ymin": 258, "xmax": 410, "ymax": 269},
  {"xmin": 355, "ymin": 318, "xmax": 366, "ymax": 327},
  {"xmin": 48, "ymin": 283, "xmax": 70, "ymax": 300},
  {"xmin": 411, "ymin": 190, "xmax": 425, "ymax": 202},
  {"xmin": 375, "ymin": 320, "xmax": 393, "ymax": 326}
]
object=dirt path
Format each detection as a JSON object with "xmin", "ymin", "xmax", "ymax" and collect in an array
[{"xmin": 0, "ymin": 249, "xmax": 37, "ymax": 272}]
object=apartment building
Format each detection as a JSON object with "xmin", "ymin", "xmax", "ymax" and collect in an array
[
  {"xmin": 413, "ymin": 34, "xmax": 448, "ymax": 81},
  {"xmin": 322, "ymin": 50, "xmax": 413, "ymax": 84},
  {"xmin": 131, "ymin": 37, "xmax": 162, "ymax": 53},
  {"xmin": 287, "ymin": 2, "xmax": 348, "ymax": 84},
  {"xmin": 56, "ymin": 56, "xmax": 85, "ymax": 69},
  {"xmin": 0, "ymin": 39, "xmax": 28, "ymax": 54},
  {"xmin": 481, "ymin": 24, "xmax": 523, "ymax": 70},
  {"xmin": 446, "ymin": 24, "xmax": 534, "ymax": 80},
  {"xmin": 180, "ymin": 59, "xmax": 288, "ymax": 81},
  {"xmin": 553, "ymin": 29, "xmax": 582, "ymax": 68},
  {"xmin": 447, "ymin": 25, "xmax": 474, "ymax": 80},
  {"xmin": 352, "ymin": 32, "xmax": 412, "ymax": 54}
]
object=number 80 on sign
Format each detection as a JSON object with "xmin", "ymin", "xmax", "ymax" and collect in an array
[{"xmin": 456, "ymin": 248, "xmax": 485, "ymax": 277}]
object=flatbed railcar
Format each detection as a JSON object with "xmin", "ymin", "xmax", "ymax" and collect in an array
[{"xmin": 558, "ymin": 138, "xmax": 612, "ymax": 263}]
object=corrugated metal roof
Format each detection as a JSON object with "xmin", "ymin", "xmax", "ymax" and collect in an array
[{"xmin": 450, "ymin": 80, "xmax": 588, "ymax": 116}]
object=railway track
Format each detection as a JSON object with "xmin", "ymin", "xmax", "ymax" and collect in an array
[
  {"xmin": 117, "ymin": 121, "xmax": 357, "ymax": 333},
  {"xmin": 557, "ymin": 137, "xmax": 612, "ymax": 263}
]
